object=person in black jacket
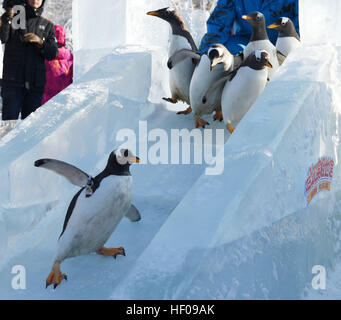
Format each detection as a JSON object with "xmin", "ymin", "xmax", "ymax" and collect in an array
[{"xmin": 0, "ymin": 0, "xmax": 58, "ymax": 120}]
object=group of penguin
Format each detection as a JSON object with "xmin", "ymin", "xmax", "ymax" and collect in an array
[
  {"xmin": 32, "ymin": 7, "xmax": 300, "ymax": 290},
  {"xmin": 147, "ymin": 7, "xmax": 300, "ymax": 133}
]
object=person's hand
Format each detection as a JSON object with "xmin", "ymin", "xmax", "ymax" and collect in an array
[
  {"xmin": 24, "ymin": 33, "xmax": 44, "ymax": 48},
  {"xmin": 5, "ymin": 8, "xmax": 14, "ymax": 19}
]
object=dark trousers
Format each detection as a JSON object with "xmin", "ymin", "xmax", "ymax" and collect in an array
[{"xmin": 1, "ymin": 84, "xmax": 43, "ymax": 120}]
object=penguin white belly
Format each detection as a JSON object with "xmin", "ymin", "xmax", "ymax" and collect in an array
[
  {"xmin": 190, "ymin": 55, "xmax": 224, "ymax": 116},
  {"xmin": 222, "ymin": 67, "xmax": 268, "ymax": 125},
  {"xmin": 56, "ymin": 175, "xmax": 133, "ymax": 261},
  {"xmin": 243, "ymin": 40, "xmax": 279, "ymax": 79},
  {"xmin": 276, "ymin": 37, "xmax": 301, "ymax": 57},
  {"xmin": 169, "ymin": 35, "xmax": 194, "ymax": 104}
]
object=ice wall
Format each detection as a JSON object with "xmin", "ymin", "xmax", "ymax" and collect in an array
[
  {"xmin": 300, "ymin": 0, "xmax": 341, "ymax": 46},
  {"xmin": 0, "ymin": 51, "xmax": 219, "ymax": 299},
  {"xmin": 72, "ymin": 0, "xmax": 171, "ymax": 80},
  {"xmin": 77, "ymin": 46, "xmax": 169, "ymax": 104},
  {"xmin": 108, "ymin": 2, "xmax": 341, "ymax": 299},
  {"xmin": 109, "ymin": 44, "xmax": 341, "ymax": 299},
  {"xmin": 72, "ymin": 0, "xmax": 170, "ymax": 51}
]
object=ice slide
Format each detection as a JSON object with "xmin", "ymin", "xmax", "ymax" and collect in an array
[{"xmin": 0, "ymin": 0, "xmax": 341, "ymax": 299}]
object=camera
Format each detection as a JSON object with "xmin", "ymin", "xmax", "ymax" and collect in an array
[{"xmin": 2, "ymin": 0, "xmax": 26, "ymax": 10}]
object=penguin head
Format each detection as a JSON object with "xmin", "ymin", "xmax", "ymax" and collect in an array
[
  {"xmin": 267, "ymin": 17, "xmax": 297, "ymax": 38},
  {"xmin": 242, "ymin": 11, "xmax": 266, "ymax": 29},
  {"xmin": 106, "ymin": 149, "xmax": 140, "ymax": 175},
  {"xmin": 246, "ymin": 50, "xmax": 273, "ymax": 70},
  {"xmin": 147, "ymin": 7, "xmax": 186, "ymax": 30},
  {"xmin": 208, "ymin": 44, "xmax": 232, "ymax": 71}
]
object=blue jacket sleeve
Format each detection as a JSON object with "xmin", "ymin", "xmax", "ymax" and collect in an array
[{"xmin": 198, "ymin": 0, "xmax": 236, "ymax": 54}]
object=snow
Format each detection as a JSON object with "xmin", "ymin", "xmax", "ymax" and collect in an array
[
  {"xmin": 300, "ymin": 0, "xmax": 341, "ymax": 47},
  {"xmin": 1, "ymin": 0, "xmax": 341, "ymax": 300}
]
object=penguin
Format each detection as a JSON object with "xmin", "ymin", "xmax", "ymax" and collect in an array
[
  {"xmin": 35, "ymin": 149, "xmax": 140, "ymax": 289},
  {"xmin": 189, "ymin": 43, "xmax": 239, "ymax": 128},
  {"xmin": 242, "ymin": 12, "xmax": 279, "ymax": 79},
  {"xmin": 203, "ymin": 50, "xmax": 272, "ymax": 134},
  {"xmin": 147, "ymin": 7, "xmax": 200, "ymax": 115},
  {"xmin": 267, "ymin": 17, "xmax": 300, "ymax": 64}
]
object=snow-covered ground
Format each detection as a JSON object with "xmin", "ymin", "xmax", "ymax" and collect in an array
[{"xmin": 0, "ymin": 0, "xmax": 341, "ymax": 300}]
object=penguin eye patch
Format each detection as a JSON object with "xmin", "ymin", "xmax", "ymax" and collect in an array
[
  {"xmin": 208, "ymin": 47, "xmax": 223, "ymax": 59},
  {"xmin": 208, "ymin": 49, "xmax": 218, "ymax": 60},
  {"xmin": 124, "ymin": 149, "xmax": 129, "ymax": 157}
]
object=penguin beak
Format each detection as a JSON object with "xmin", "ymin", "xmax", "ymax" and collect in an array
[
  {"xmin": 210, "ymin": 59, "xmax": 219, "ymax": 71},
  {"xmin": 147, "ymin": 11, "xmax": 159, "ymax": 16},
  {"xmin": 264, "ymin": 60, "xmax": 273, "ymax": 68},
  {"xmin": 127, "ymin": 157, "xmax": 140, "ymax": 163},
  {"xmin": 267, "ymin": 23, "xmax": 280, "ymax": 29},
  {"xmin": 242, "ymin": 15, "xmax": 252, "ymax": 20}
]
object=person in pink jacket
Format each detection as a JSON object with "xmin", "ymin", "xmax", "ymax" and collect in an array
[{"xmin": 42, "ymin": 25, "xmax": 73, "ymax": 105}]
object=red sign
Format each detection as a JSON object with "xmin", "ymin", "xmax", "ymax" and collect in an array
[{"xmin": 305, "ymin": 157, "xmax": 334, "ymax": 204}]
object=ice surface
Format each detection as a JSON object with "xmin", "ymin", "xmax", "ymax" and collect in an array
[
  {"xmin": 1, "ymin": 0, "xmax": 341, "ymax": 300},
  {"xmin": 72, "ymin": 0, "xmax": 126, "ymax": 51},
  {"xmin": 73, "ymin": 0, "xmax": 170, "ymax": 52},
  {"xmin": 299, "ymin": 0, "xmax": 341, "ymax": 47},
  {"xmin": 78, "ymin": 45, "xmax": 169, "ymax": 103},
  {"xmin": 0, "ymin": 43, "xmax": 226, "ymax": 298},
  {"xmin": 110, "ymin": 67, "xmax": 341, "ymax": 299},
  {"xmin": 126, "ymin": 0, "xmax": 170, "ymax": 49}
]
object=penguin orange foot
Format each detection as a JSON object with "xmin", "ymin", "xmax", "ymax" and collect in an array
[
  {"xmin": 177, "ymin": 106, "xmax": 192, "ymax": 115},
  {"xmin": 97, "ymin": 246, "xmax": 126, "ymax": 259},
  {"xmin": 195, "ymin": 116, "xmax": 209, "ymax": 128},
  {"xmin": 213, "ymin": 111, "xmax": 223, "ymax": 122},
  {"xmin": 227, "ymin": 123, "xmax": 235, "ymax": 134},
  {"xmin": 46, "ymin": 261, "xmax": 67, "ymax": 289},
  {"xmin": 163, "ymin": 97, "xmax": 178, "ymax": 104}
]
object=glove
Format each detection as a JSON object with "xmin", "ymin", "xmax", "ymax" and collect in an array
[
  {"xmin": 5, "ymin": 8, "xmax": 14, "ymax": 19},
  {"xmin": 23, "ymin": 33, "xmax": 44, "ymax": 48}
]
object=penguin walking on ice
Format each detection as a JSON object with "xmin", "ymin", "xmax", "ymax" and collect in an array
[
  {"xmin": 267, "ymin": 17, "xmax": 300, "ymax": 65},
  {"xmin": 35, "ymin": 149, "xmax": 140, "ymax": 289},
  {"xmin": 203, "ymin": 50, "xmax": 272, "ymax": 134},
  {"xmin": 189, "ymin": 43, "xmax": 241, "ymax": 128},
  {"xmin": 242, "ymin": 12, "xmax": 279, "ymax": 79},
  {"xmin": 147, "ymin": 8, "xmax": 200, "ymax": 115}
]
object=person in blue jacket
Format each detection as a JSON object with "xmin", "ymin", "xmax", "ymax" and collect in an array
[{"xmin": 199, "ymin": 0, "xmax": 299, "ymax": 55}]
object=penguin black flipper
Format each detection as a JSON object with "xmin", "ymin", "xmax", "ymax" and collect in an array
[
  {"xmin": 202, "ymin": 72, "xmax": 235, "ymax": 104},
  {"xmin": 233, "ymin": 52, "xmax": 244, "ymax": 70},
  {"xmin": 276, "ymin": 50, "xmax": 286, "ymax": 65},
  {"xmin": 34, "ymin": 159, "xmax": 91, "ymax": 187},
  {"xmin": 125, "ymin": 204, "xmax": 141, "ymax": 222},
  {"xmin": 59, "ymin": 187, "xmax": 85, "ymax": 239},
  {"xmin": 228, "ymin": 69, "xmax": 239, "ymax": 81},
  {"xmin": 167, "ymin": 49, "xmax": 201, "ymax": 69}
]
